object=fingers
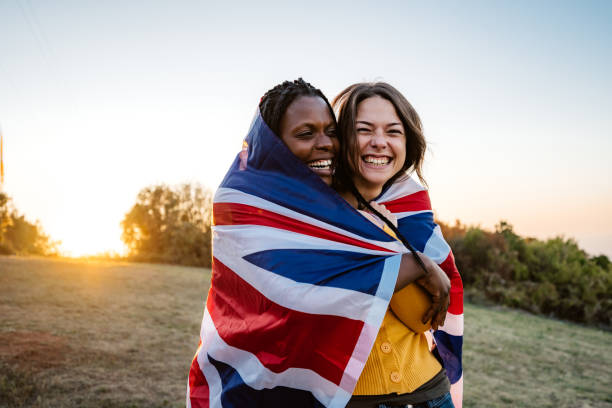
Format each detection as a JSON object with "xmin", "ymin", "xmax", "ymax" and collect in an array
[
  {"xmin": 431, "ymin": 294, "xmax": 450, "ymax": 330},
  {"xmin": 369, "ymin": 202, "xmax": 398, "ymax": 227},
  {"xmin": 423, "ymin": 304, "xmax": 435, "ymax": 325},
  {"xmin": 422, "ymin": 287, "xmax": 450, "ymax": 330},
  {"xmin": 369, "ymin": 203, "xmax": 389, "ymax": 219}
]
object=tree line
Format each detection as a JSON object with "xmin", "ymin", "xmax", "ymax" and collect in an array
[{"xmin": 439, "ymin": 220, "xmax": 611, "ymax": 327}]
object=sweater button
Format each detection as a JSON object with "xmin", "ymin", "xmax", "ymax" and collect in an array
[
  {"xmin": 380, "ymin": 342, "xmax": 392, "ymax": 354},
  {"xmin": 390, "ymin": 371, "xmax": 402, "ymax": 383}
]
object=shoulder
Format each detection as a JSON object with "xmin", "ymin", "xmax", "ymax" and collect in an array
[{"xmin": 378, "ymin": 174, "xmax": 428, "ymax": 203}]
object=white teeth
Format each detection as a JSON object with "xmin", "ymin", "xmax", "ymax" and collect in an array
[
  {"xmin": 308, "ymin": 159, "xmax": 332, "ymax": 169},
  {"xmin": 363, "ymin": 156, "xmax": 390, "ymax": 165}
]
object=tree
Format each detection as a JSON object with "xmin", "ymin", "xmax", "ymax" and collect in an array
[
  {"xmin": 0, "ymin": 192, "xmax": 58, "ymax": 256},
  {"xmin": 121, "ymin": 183, "xmax": 213, "ymax": 267}
]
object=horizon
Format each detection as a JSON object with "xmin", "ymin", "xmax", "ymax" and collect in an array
[{"xmin": 1, "ymin": 1, "xmax": 611, "ymax": 258}]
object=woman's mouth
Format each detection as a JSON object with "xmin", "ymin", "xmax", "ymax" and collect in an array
[
  {"xmin": 308, "ymin": 159, "xmax": 333, "ymax": 170},
  {"xmin": 362, "ymin": 155, "xmax": 392, "ymax": 167}
]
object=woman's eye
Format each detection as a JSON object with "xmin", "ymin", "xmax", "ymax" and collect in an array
[
  {"xmin": 327, "ymin": 128, "xmax": 337, "ymax": 137},
  {"xmin": 296, "ymin": 131, "xmax": 312, "ymax": 138},
  {"xmin": 356, "ymin": 128, "xmax": 371, "ymax": 133}
]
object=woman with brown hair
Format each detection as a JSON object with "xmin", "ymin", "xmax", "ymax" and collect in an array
[{"xmin": 333, "ymin": 82, "xmax": 464, "ymax": 408}]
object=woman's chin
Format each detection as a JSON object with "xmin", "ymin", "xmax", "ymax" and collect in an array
[
  {"xmin": 358, "ymin": 163, "xmax": 397, "ymax": 187},
  {"xmin": 359, "ymin": 172, "xmax": 394, "ymax": 190},
  {"xmin": 311, "ymin": 168, "xmax": 333, "ymax": 186},
  {"xmin": 318, "ymin": 174, "xmax": 333, "ymax": 186}
]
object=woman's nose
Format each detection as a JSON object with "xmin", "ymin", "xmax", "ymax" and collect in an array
[
  {"xmin": 370, "ymin": 129, "xmax": 386, "ymax": 148},
  {"xmin": 315, "ymin": 132, "xmax": 333, "ymax": 150}
]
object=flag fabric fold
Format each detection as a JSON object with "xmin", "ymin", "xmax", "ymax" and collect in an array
[
  {"xmin": 377, "ymin": 176, "xmax": 464, "ymax": 408},
  {"xmin": 188, "ymin": 111, "xmax": 463, "ymax": 407}
]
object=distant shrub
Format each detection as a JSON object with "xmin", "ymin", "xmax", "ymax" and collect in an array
[
  {"xmin": 439, "ymin": 220, "xmax": 612, "ymax": 327},
  {"xmin": 0, "ymin": 193, "xmax": 58, "ymax": 256},
  {"xmin": 121, "ymin": 183, "xmax": 213, "ymax": 268}
]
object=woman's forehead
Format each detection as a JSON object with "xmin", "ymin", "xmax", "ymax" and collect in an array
[
  {"xmin": 283, "ymin": 96, "xmax": 333, "ymax": 126},
  {"xmin": 356, "ymin": 96, "xmax": 401, "ymax": 123}
]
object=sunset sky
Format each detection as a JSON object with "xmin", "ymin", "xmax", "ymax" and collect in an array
[{"xmin": 1, "ymin": 1, "xmax": 611, "ymax": 257}]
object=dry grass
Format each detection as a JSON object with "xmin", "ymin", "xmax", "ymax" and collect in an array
[
  {"xmin": 1, "ymin": 256, "xmax": 610, "ymax": 407},
  {"xmin": 0, "ymin": 256, "xmax": 208, "ymax": 408}
]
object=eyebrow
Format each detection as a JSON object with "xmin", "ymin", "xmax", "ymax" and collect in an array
[
  {"xmin": 290, "ymin": 122, "xmax": 334, "ymax": 133},
  {"xmin": 356, "ymin": 120, "xmax": 402, "ymax": 127}
]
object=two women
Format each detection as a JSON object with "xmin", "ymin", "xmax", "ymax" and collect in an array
[{"xmin": 188, "ymin": 79, "xmax": 462, "ymax": 408}]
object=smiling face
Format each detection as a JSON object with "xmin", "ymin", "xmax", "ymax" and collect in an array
[
  {"xmin": 279, "ymin": 96, "xmax": 338, "ymax": 186},
  {"xmin": 352, "ymin": 96, "xmax": 406, "ymax": 198}
]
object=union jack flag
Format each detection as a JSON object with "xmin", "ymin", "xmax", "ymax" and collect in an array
[{"xmin": 187, "ymin": 112, "xmax": 463, "ymax": 407}]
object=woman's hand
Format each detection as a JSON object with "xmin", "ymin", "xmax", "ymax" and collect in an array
[
  {"xmin": 415, "ymin": 255, "xmax": 451, "ymax": 330},
  {"xmin": 369, "ymin": 202, "xmax": 397, "ymax": 228},
  {"xmin": 394, "ymin": 252, "xmax": 450, "ymax": 331}
]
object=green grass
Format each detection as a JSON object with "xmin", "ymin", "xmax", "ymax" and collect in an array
[
  {"xmin": 1, "ymin": 256, "xmax": 610, "ymax": 407},
  {"xmin": 464, "ymin": 302, "xmax": 611, "ymax": 407}
]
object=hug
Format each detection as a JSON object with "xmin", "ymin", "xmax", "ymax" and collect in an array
[{"xmin": 188, "ymin": 79, "xmax": 464, "ymax": 408}]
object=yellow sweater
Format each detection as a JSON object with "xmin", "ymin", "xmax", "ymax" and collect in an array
[
  {"xmin": 353, "ymin": 219, "xmax": 441, "ymax": 395},
  {"xmin": 353, "ymin": 287, "xmax": 442, "ymax": 395}
]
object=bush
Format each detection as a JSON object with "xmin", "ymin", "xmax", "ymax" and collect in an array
[
  {"xmin": 121, "ymin": 183, "xmax": 213, "ymax": 268},
  {"xmin": 0, "ymin": 193, "xmax": 58, "ymax": 256},
  {"xmin": 439, "ymin": 220, "xmax": 612, "ymax": 327}
]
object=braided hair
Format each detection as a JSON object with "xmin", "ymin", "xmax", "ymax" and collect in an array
[{"xmin": 259, "ymin": 78, "xmax": 336, "ymax": 136}]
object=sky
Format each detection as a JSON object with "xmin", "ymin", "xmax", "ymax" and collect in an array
[{"xmin": 0, "ymin": 0, "xmax": 611, "ymax": 257}]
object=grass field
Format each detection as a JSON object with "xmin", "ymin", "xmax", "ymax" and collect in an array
[{"xmin": 1, "ymin": 256, "xmax": 610, "ymax": 407}]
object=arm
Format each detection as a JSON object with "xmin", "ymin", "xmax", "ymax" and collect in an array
[
  {"xmin": 396, "ymin": 252, "xmax": 450, "ymax": 330},
  {"xmin": 389, "ymin": 282, "xmax": 432, "ymax": 333},
  {"xmin": 361, "ymin": 203, "xmax": 451, "ymax": 330}
]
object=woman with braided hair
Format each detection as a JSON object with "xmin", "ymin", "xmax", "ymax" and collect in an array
[
  {"xmin": 257, "ymin": 78, "xmax": 339, "ymax": 187},
  {"xmin": 187, "ymin": 78, "xmax": 450, "ymax": 408}
]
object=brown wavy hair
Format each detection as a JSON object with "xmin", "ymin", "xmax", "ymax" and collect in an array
[{"xmin": 332, "ymin": 82, "xmax": 427, "ymax": 194}]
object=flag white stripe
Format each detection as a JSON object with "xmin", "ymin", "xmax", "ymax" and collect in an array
[
  {"xmin": 213, "ymin": 238, "xmax": 391, "ymax": 324},
  {"xmin": 213, "ymin": 224, "xmax": 403, "ymax": 257},
  {"xmin": 198, "ymin": 349, "xmax": 223, "ymax": 408},
  {"xmin": 377, "ymin": 174, "xmax": 425, "ymax": 202},
  {"xmin": 438, "ymin": 312, "xmax": 464, "ymax": 336},
  {"xmin": 185, "ymin": 380, "xmax": 191, "ymax": 408},
  {"xmin": 215, "ymin": 187, "xmax": 406, "ymax": 254},
  {"xmin": 339, "ymin": 255, "xmax": 400, "ymax": 392},
  {"xmin": 450, "ymin": 374, "xmax": 464, "ymax": 408},
  {"xmin": 422, "ymin": 225, "xmax": 452, "ymax": 264},
  {"xmin": 199, "ymin": 307, "xmax": 346, "ymax": 407},
  {"xmin": 393, "ymin": 209, "xmax": 432, "ymax": 220}
]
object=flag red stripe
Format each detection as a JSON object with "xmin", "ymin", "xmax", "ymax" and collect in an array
[
  {"xmin": 188, "ymin": 350, "xmax": 210, "ymax": 408},
  {"xmin": 213, "ymin": 202, "xmax": 394, "ymax": 253},
  {"xmin": 380, "ymin": 190, "xmax": 431, "ymax": 213},
  {"xmin": 440, "ymin": 252, "xmax": 463, "ymax": 315},
  {"xmin": 207, "ymin": 257, "xmax": 364, "ymax": 385}
]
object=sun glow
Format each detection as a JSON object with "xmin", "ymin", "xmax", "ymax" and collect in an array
[{"xmin": 53, "ymin": 221, "xmax": 127, "ymax": 258}]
